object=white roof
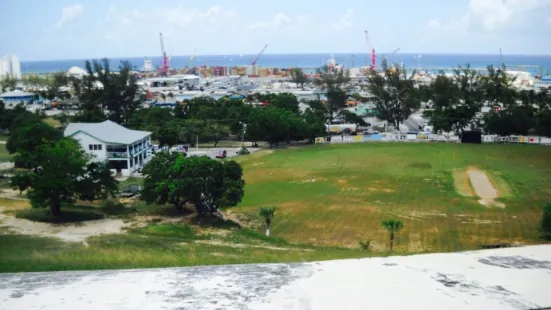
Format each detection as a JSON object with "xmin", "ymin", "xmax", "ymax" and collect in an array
[
  {"xmin": 64, "ymin": 120, "xmax": 151, "ymax": 144},
  {"xmin": 0, "ymin": 91, "xmax": 34, "ymax": 97},
  {"xmin": 67, "ymin": 66, "xmax": 88, "ymax": 76}
]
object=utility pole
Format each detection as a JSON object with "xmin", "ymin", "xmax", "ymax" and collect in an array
[{"xmin": 239, "ymin": 122, "xmax": 247, "ymax": 148}]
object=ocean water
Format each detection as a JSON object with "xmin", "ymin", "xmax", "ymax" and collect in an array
[{"xmin": 20, "ymin": 53, "xmax": 551, "ymax": 75}]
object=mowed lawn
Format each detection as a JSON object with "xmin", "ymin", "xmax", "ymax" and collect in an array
[
  {"xmin": 0, "ymin": 144, "xmax": 11, "ymax": 162},
  {"xmin": 235, "ymin": 143, "xmax": 551, "ymax": 252}
]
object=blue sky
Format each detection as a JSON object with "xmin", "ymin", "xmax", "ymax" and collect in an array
[{"xmin": 1, "ymin": 0, "xmax": 550, "ymax": 61}]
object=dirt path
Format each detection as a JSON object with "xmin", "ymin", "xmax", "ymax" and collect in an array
[
  {"xmin": 466, "ymin": 168, "xmax": 503, "ymax": 208},
  {"xmin": 193, "ymin": 240, "xmax": 314, "ymax": 251},
  {"xmin": 0, "ymin": 203, "xmax": 129, "ymax": 243}
]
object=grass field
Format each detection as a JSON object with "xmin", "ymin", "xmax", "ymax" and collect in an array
[
  {"xmin": 1, "ymin": 143, "xmax": 550, "ymax": 273},
  {"xmin": 234, "ymin": 143, "xmax": 551, "ymax": 252},
  {"xmin": 0, "ymin": 144, "xmax": 11, "ymax": 162},
  {"xmin": 0, "ymin": 200, "xmax": 378, "ymax": 273}
]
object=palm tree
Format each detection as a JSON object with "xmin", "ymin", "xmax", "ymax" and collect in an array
[
  {"xmin": 258, "ymin": 206, "xmax": 276, "ymax": 236},
  {"xmin": 381, "ymin": 219, "xmax": 403, "ymax": 251}
]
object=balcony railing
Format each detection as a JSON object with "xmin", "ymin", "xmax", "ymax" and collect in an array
[{"xmin": 107, "ymin": 152, "xmax": 129, "ymax": 158}]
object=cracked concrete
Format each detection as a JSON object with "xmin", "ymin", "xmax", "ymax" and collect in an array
[{"xmin": 1, "ymin": 245, "xmax": 550, "ymax": 309}]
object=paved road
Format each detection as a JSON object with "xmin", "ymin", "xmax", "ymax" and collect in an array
[
  {"xmin": 1, "ymin": 245, "xmax": 550, "ymax": 310},
  {"xmin": 186, "ymin": 147, "xmax": 261, "ymax": 159}
]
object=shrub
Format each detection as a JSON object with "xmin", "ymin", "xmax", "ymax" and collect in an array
[
  {"xmin": 130, "ymin": 224, "xmax": 195, "ymax": 240},
  {"xmin": 237, "ymin": 147, "xmax": 250, "ymax": 155},
  {"xmin": 16, "ymin": 206, "xmax": 104, "ymax": 223},
  {"xmin": 100, "ymin": 199, "xmax": 132, "ymax": 216},
  {"xmin": 359, "ymin": 239, "xmax": 371, "ymax": 251},
  {"xmin": 541, "ymin": 203, "xmax": 551, "ymax": 241}
]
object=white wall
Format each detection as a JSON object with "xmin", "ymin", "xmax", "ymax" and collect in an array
[{"xmin": 71, "ymin": 132, "xmax": 107, "ymax": 160}]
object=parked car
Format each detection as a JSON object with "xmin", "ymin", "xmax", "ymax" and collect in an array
[{"xmin": 215, "ymin": 149, "xmax": 227, "ymax": 159}]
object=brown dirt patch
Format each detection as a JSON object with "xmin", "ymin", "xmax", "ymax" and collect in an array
[
  {"xmin": 467, "ymin": 168, "xmax": 504, "ymax": 208},
  {"xmin": 452, "ymin": 169, "xmax": 475, "ymax": 197}
]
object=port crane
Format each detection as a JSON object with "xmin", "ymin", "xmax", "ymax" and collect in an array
[
  {"xmin": 252, "ymin": 44, "xmax": 268, "ymax": 66},
  {"xmin": 158, "ymin": 32, "xmax": 169, "ymax": 75},
  {"xmin": 364, "ymin": 30, "xmax": 376, "ymax": 70}
]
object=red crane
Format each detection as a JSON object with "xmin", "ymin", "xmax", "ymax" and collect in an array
[
  {"xmin": 252, "ymin": 44, "xmax": 268, "ymax": 66},
  {"xmin": 159, "ymin": 32, "xmax": 169, "ymax": 75},
  {"xmin": 365, "ymin": 30, "xmax": 376, "ymax": 70}
]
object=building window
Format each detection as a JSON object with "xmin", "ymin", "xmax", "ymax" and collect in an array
[
  {"xmin": 129, "ymin": 160, "xmax": 133, "ymax": 168},
  {"xmin": 89, "ymin": 145, "xmax": 93, "ymax": 150},
  {"xmin": 90, "ymin": 144, "xmax": 102, "ymax": 151}
]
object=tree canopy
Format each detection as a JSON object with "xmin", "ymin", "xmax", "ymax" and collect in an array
[
  {"xmin": 142, "ymin": 154, "xmax": 245, "ymax": 215},
  {"xmin": 24, "ymin": 138, "xmax": 118, "ymax": 216},
  {"xmin": 365, "ymin": 60, "xmax": 420, "ymax": 130}
]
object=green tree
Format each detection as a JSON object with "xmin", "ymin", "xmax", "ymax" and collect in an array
[
  {"xmin": 202, "ymin": 120, "xmax": 230, "ymax": 147},
  {"xmin": 141, "ymin": 152, "xmax": 181, "ymax": 208},
  {"xmin": 365, "ymin": 60, "xmax": 420, "ymax": 130},
  {"xmin": 246, "ymin": 107, "xmax": 291, "ymax": 147},
  {"xmin": 142, "ymin": 155, "xmax": 245, "ymax": 216},
  {"xmin": 73, "ymin": 108, "xmax": 107, "ymax": 123},
  {"xmin": 289, "ymin": 68, "xmax": 308, "ymax": 89},
  {"xmin": 481, "ymin": 65, "xmax": 517, "ymax": 110},
  {"xmin": 25, "ymin": 138, "xmax": 117, "ymax": 216},
  {"xmin": 423, "ymin": 66, "xmax": 484, "ymax": 134},
  {"xmin": 156, "ymin": 121, "xmax": 183, "ymax": 148},
  {"xmin": 337, "ymin": 110, "xmax": 368, "ymax": 127},
  {"xmin": 483, "ymin": 106, "xmax": 536, "ymax": 136},
  {"xmin": 40, "ymin": 72, "xmax": 69, "ymax": 100},
  {"xmin": 314, "ymin": 66, "xmax": 351, "ymax": 123},
  {"xmin": 7, "ymin": 120, "xmax": 62, "ymax": 170},
  {"xmin": 10, "ymin": 173, "xmax": 34, "ymax": 194},
  {"xmin": 269, "ymin": 93, "xmax": 300, "ymax": 114},
  {"xmin": 258, "ymin": 206, "xmax": 276, "ymax": 236},
  {"xmin": 541, "ymin": 203, "xmax": 551, "ymax": 240},
  {"xmin": 381, "ymin": 219, "xmax": 403, "ymax": 251},
  {"xmin": 302, "ymin": 109, "xmax": 327, "ymax": 143},
  {"xmin": 79, "ymin": 59, "xmax": 143, "ymax": 125},
  {"xmin": 74, "ymin": 162, "xmax": 119, "ymax": 202},
  {"xmin": 0, "ymin": 74, "xmax": 18, "ymax": 92},
  {"xmin": 536, "ymin": 109, "xmax": 551, "ymax": 137}
]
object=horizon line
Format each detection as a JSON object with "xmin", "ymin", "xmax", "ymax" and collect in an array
[{"xmin": 18, "ymin": 52, "xmax": 551, "ymax": 63}]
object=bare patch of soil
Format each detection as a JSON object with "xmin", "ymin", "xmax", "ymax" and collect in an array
[
  {"xmin": 467, "ymin": 168, "xmax": 505, "ymax": 208},
  {"xmin": 0, "ymin": 212, "xmax": 129, "ymax": 242}
]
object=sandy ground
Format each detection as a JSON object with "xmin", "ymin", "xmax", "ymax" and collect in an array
[
  {"xmin": 0, "ymin": 211, "xmax": 128, "ymax": 242},
  {"xmin": 466, "ymin": 169, "xmax": 503, "ymax": 207},
  {"xmin": 0, "ymin": 245, "xmax": 550, "ymax": 310}
]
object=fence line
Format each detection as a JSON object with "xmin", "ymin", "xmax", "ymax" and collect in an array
[{"xmin": 314, "ymin": 133, "xmax": 551, "ymax": 145}]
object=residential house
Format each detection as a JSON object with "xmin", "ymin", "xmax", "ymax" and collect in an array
[{"xmin": 64, "ymin": 120, "xmax": 152, "ymax": 176}]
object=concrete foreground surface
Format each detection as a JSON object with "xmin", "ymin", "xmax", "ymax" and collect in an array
[{"xmin": 1, "ymin": 245, "xmax": 550, "ymax": 310}]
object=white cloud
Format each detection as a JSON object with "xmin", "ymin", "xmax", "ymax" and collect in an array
[
  {"xmin": 296, "ymin": 14, "xmax": 311, "ymax": 25},
  {"xmin": 468, "ymin": 0, "xmax": 551, "ymax": 30},
  {"xmin": 428, "ymin": 0, "xmax": 551, "ymax": 32},
  {"xmin": 332, "ymin": 9, "xmax": 353, "ymax": 30},
  {"xmin": 157, "ymin": 5, "xmax": 236, "ymax": 27},
  {"xmin": 121, "ymin": 17, "xmax": 132, "ymax": 25},
  {"xmin": 248, "ymin": 13, "xmax": 291, "ymax": 30},
  {"xmin": 427, "ymin": 19, "xmax": 441, "ymax": 29},
  {"xmin": 132, "ymin": 9, "xmax": 143, "ymax": 19},
  {"xmin": 56, "ymin": 4, "xmax": 84, "ymax": 29}
]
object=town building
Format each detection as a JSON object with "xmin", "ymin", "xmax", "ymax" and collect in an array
[
  {"xmin": 0, "ymin": 90, "xmax": 36, "ymax": 105},
  {"xmin": 64, "ymin": 120, "xmax": 152, "ymax": 176},
  {"xmin": 0, "ymin": 54, "xmax": 21, "ymax": 79}
]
